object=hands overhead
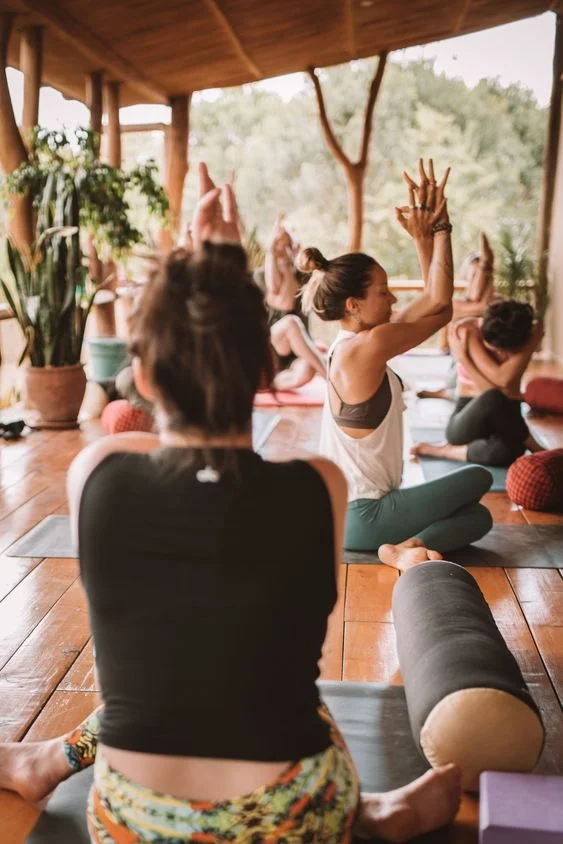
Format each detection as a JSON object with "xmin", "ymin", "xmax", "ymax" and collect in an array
[
  {"xmin": 187, "ymin": 162, "xmax": 242, "ymax": 250},
  {"xmin": 395, "ymin": 159, "xmax": 450, "ymax": 240}
]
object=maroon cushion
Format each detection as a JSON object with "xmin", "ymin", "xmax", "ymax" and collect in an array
[
  {"xmin": 524, "ymin": 378, "xmax": 563, "ymax": 414},
  {"xmin": 506, "ymin": 449, "xmax": 563, "ymax": 512},
  {"xmin": 101, "ymin": 400, "xmax": 154, "ymax": 435}
]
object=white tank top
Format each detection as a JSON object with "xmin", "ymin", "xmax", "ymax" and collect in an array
[{"xmin": 319, "ymin": 330, "xmax": 405, "ymax": 501}]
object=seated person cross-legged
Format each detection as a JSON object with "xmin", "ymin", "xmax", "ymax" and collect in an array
[
  {"xmin": 0, "ymin": 163, "xmax": 461, "ymax": 844},
  {"xmin": 299, "ymin": 160, "xmax": 493, "ymax": 567},
  {"xmin": 412, "ymin": 301, "xmax": 544, "ymax": 467}
]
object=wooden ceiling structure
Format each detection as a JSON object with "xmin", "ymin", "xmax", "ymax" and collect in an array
[{"xmin": 1, "ymin": 0, "xmax": 562, "ymax": 107}]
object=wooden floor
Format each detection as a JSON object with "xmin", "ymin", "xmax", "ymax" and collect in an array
[{"xmin": 1, "ymin": 357, "xmax": 562, "ymax": 843}]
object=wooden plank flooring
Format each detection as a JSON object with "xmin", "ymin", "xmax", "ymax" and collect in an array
[{"xmin": 1, "ymin": 357, "xmax": 562, "ymax": 843}]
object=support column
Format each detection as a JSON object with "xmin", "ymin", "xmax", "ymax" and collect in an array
[
  {"xmin": 0, "ymin": 14, "xmax": 33, "ymax": 248},
  {"xmin": 160, "ymin": 93, "xmax": 190, "ymax": 251},
  {"xmin": 105, "ymin": 81, "xmax": 121, "ymax": 168},
  {"xmin": 86, "ymin": 71, "xmax": 104, "ymax": 284},
  {"xmin": 20, "ymin": 25, "xmax": 43, "ymax": 142},
  {"xmin": 536, "ymin": 12, "xmax": 562, "ymax": 321}
]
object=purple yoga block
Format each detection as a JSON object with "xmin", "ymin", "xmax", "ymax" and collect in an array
[{"xmin": 480, "ymin": 772, "xmax": 563, "ymax": 843}]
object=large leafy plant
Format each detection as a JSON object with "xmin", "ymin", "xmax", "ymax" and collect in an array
[
  {"xmin": 0, "ymin": 175, "xmax": 95, "ymax": 367},
  {"xmin": 6, "ymin": 127, "xmax": 169, "ymax": 260},
  {"xmin": 496, "ymin": 224, "xmax": 539, "ymax": 310}
]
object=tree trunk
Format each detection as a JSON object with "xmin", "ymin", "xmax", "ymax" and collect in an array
[
  {"xmin": 0, "ymin": 14, "xmax": 34, "ymax": 249},
  {"xmin": 346, "ymin": 164, "xmax": 365, "ymax": 253}
]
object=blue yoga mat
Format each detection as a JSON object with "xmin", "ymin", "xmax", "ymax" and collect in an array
[{"xmin": 410, "ymin": 427, "xmax": 508, "ymax": 492}]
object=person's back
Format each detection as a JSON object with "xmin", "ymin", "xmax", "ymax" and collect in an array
[{"xmin": 80, "ymin": 447, "xmax": 335, "ymax": 761}]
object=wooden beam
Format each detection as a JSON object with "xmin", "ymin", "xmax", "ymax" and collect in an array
[
  {"xmin": 452, "ymin": 0, "xmax": 473, "ymax": 34},
  {"xmin": 104, "ymin": 81, "xmax": 121, "ymax": 168},
  {"xmin": 15, "ymin": 0, "xmax": 168, "ymax": 104},
  {"xmin": 344, "ymin": 0, "xmax": 356, "ymax": 59},
  {"xmin": 536, "ymin": 12, "xmax": 563, "ymax": 316},
  {"xmin": 0, "ymin": 14, "xmax": 33, "ymax": 249},
  {"xmin": 202, "ymin": 0, "xmax": 262, "ymax": 79},
  {"xmin": 20, "ymin": 25, "xmax": 43, "ymax": 142},
  {"xmin": 160, "ymin": 94, "xmax": 190, "ymax": 251}
]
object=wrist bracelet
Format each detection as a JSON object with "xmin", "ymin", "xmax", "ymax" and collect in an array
[{"xmin": 432, "ymin": 222, "xmax": 453, "ymax": 235}]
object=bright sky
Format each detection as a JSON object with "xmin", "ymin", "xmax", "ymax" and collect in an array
[{"xmin": 6, "ymin": 11, "xmax": 556, "ymax": 129}]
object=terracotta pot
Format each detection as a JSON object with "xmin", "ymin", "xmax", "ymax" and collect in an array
[{"xmin": 24, "ymin": 364, "xmax": 87, "ymax": 429}]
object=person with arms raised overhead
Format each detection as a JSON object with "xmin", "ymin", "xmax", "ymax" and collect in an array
[{"xmin": 299, "ymin": 160, "xmax": 493, "ymax": 568}]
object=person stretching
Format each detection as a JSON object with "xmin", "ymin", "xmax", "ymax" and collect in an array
[
  {"xmin": 0, "ymin": 163, "xmax": 461, "ymax": 844},
  {"xmin": 299, "ymin": 160, "xmax": 493, "ymax": 567},
  {"xmin": 412, "ymin": 300, "xmax": 544, "ymax": 466}
]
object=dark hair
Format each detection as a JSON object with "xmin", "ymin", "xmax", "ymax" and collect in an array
[
  {"xmin": 129, "ymin": 243, "xmax": 274, "ymax": 435},
  {"xmin": 482, "ymin": 300, "xmax": 534, "ymax": 351},
  {"xmin": 296, "ymin": 247, "xmax": 376, "ymax": 321}
]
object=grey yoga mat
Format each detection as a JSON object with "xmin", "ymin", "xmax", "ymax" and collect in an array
[
  {"xmin": 8, "ymin": 413, "xmax": 281, "ymax": 560},
  {"xmin": 410, "ymin": 426, "xmax": 508, "ymax": 491},
  {"xmin": 343, "ymin": 525, "xmax": 563, "ymax": 568},
  {"xmin": 28, "ymin": 683, "xmax": 443, "ymax": 844}
]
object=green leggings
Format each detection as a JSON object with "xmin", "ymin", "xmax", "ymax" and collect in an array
[{"xmin": 345, "ymin": 465, "xmax": 493, "ymax": 553}]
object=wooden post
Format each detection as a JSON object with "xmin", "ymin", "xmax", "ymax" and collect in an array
[
  {"xmin": 308, "ymin": 55, "xmax": 387, "ymax": 252},
  {"xmin": 160, "ymin": 94, "xmax": 190, "ymax": 251},
  {"xmin": 105, "ymin": 81, "xmax": 121, "ymax": 168},
  {"xmin": 0, "ymin": 14, "xmax": 33, "ymax": 249},
  {"xmin": 20, "ymin": 25, "xmax": 43, "ymax": 142},
  {"xmin": 96, "ymin": 80, "xmax": 122, "ymax": 336},
  {"xmin": 536, "ymin": 12, "xmax": 563, "ymax": 319},
  {"xmin": 86, "ymin": 71, "xmax": 104, "ymax": 285}
]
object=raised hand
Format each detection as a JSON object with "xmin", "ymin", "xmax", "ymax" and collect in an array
[
  {"xmin": 479, "ymin": 232, "xmax": 494, "ymax": 267},
  {"xmin": 395, "ymin": 159, "xmax": 450, "ymax": 239},
  {"xmin": 190, "ymin": 162, "xmax": 241, "ymax": 250},
  {"xmin": 268, "ymin": 214, "xmax": 294, "ymax": 269}
]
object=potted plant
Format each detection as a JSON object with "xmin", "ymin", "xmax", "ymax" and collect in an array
[
  {"xmin": 0, "ymin": 176, "xmax": 94, "ymax": 427},
  {"xmin": 0, "ymin": 128, "xmax": 169, "ymax": 424}
]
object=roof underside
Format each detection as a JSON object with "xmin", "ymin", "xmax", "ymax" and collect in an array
[{"xmin": 3, "ymin": 0, "xmax": 560, "ymax": 107}]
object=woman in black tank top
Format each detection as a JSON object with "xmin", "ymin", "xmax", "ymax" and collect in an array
[{"xmin": 0, "ymin": 164, "xmax": 461, "ymax": 843}]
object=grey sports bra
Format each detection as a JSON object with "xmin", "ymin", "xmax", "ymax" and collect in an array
[{"xmin": 329, "ymin": 371, "xmax": 393, "ymax": 430}]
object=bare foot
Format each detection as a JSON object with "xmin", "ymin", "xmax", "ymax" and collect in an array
[
  {"xmin": 410, "ymin": 442, "xmax": 468, "ymax": 462},
  {"xmin": 378, "ymin": 538, "xmax": 443, "ymax": 571},
  {"xmin": 0, "ymin": 739, "xmax": 72, "ymax": 804},
  {"xmin": 355, "ymin": 764, "xmax": 462, "ymax": 842}
]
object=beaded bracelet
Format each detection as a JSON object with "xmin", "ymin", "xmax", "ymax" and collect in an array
[{"xmin": 432, "ymin": 222, "xmax": 453, "ymax": 235}]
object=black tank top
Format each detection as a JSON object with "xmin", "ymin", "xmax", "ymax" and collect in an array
[{"xmin": 79, "ymin": 448, "xmax": 336, "ymax": 761}]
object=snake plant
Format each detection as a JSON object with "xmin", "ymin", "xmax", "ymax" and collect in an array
[{"xmin": 0, "ymin": 176, "xmax": 96, "ymax": 367}]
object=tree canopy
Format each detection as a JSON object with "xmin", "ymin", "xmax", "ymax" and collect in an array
[{"xmin": 179, "ymin": 58, "xmax": 546, "ymax": 277}]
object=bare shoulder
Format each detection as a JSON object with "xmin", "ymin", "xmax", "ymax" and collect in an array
[{"xmin": 67, "ymin": 432, "xmax": 160, "ymax": 506}]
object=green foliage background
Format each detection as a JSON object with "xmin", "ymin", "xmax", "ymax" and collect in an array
[
  {"xmin": 2, "ymin": 57, "xmax": 547, "ymax": 280},
  {"xmin": 182, "ymin": 58, "xmax": 546, "ymax": 278}
]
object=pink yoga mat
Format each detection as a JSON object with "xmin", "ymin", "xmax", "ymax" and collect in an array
[{"xmin": 254, "ymin": 374, "xmax": 325, "ymax": 407}]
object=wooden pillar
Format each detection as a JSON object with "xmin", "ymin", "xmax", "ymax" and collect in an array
[
  {"xmin": 86, "ymin": 71, "xmax": 104, "ymax": 285},
  {"xmin": 105, "ymin": 81, "xmax": 121, "ymax": 168},
  {"xmin": 20, "ymin": 25, "xmax": 43, "ymax": 142},
  {"xmin": 0, "ymin": 14, "xmax": 33, "ymax": 249},
  {"xmin": 160, "ymin": 93, "xmax": 190, "ymax": 251},
  {"xmin": 536, "ymin": 12, "xmax": 563, "ymax": 319}
]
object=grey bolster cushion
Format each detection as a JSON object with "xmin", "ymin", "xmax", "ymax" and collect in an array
[{"xmin": 392, "ymin": 561, "xmax": 545, "ymax": 790}]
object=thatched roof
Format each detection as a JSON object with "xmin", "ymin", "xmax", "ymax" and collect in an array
[{"xmin": 3, "ymin": 0, "xmax": 560, "ymax": 106}]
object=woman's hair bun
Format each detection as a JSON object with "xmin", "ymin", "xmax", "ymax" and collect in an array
[{"xmin": 296, "ymin": 247, "xmax": 329, "ymax": 274}]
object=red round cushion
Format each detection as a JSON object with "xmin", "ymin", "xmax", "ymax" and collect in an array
[
  {"xmin": 506, "ymin": 449, "xmax": 563, "ymax": 512},
  {"xmin": 101, "ymin": 400, "xmax": 154, "ymax": 435},
  {"xmin": 524, "ymin": 377, "xmax": 563, "ymax": 414}
]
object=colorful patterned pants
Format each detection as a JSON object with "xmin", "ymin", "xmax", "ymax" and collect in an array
[{"xmin": 63, "ymin": 705, "xmax": 360, "ymax": 843}]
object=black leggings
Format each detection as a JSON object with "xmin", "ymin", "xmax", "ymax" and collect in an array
[{"xmin": 446, "ymin": 389, "xmax": 530, "ymax": 466}]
